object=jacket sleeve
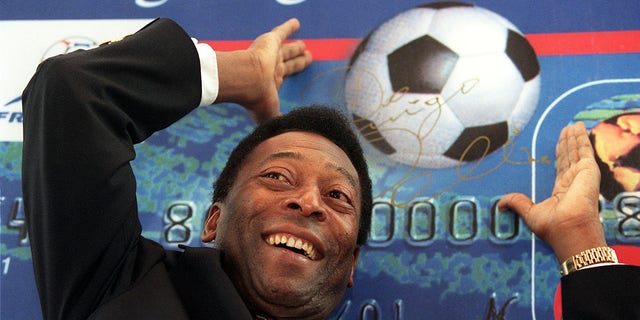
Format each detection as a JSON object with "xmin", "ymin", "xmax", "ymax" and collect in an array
[
  {"xmin": 561, "ymin": 264, "xmax": 640, "ymax": 319},
  {"xmin": 22, "ymin": 18, "xmax": 203, "ymax": 320}
]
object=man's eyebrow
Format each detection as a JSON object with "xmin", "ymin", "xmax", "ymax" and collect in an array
[
  {"xmin": 257, "ymin": 151, "xmax": 303, "ymax": 168},
  {"xmin": 328, "ymin": 164, "xmax": 359, "ymax": 191},
  {"xmin": 266, "ymin": 151, "xmax": 303, "ymax": 161}
]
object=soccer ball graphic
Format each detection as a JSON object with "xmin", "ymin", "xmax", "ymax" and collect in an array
[{"xmin": 345, "ymin": 2, "xmax": 540, "ymax": 168}]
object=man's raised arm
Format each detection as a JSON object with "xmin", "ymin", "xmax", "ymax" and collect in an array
[{"xmin": 22, "ymin": 17, "xmax": 310, "ymax": 319}]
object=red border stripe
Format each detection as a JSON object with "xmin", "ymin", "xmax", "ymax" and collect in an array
[
  {"xmin": 204, "ymin": 30, "xmax": 640, "ymax": 61},
  {"xmin": 526, "ymin": 30, "xmax": 640, "ymax": 56}
]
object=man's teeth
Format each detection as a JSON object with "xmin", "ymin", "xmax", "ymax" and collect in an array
[{"xmin": 266, "ymin": 234, "xmax": 318, "ymax": 260}]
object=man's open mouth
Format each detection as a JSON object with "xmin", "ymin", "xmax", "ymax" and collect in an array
[{"xmin": 266, "ymin": 233, "xmax": 319, "ymax": 260}]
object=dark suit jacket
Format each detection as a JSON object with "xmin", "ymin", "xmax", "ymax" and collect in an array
[
  {"xmin": 21, "ymin": 17, "xmax": 640, "ymax": 320},
  {"xmin": 22, "ymin": 18, "xmax": 252, "ymax": 319},
  {"xmin": 87, "ymin": 240, "xmax": 252, "ymax": 320},
  {"xmin": 561, "ymin": 264, "xmax": 640, "ymax": 319}
]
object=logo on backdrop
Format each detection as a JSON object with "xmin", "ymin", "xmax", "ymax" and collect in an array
[
  {"xmin": 276, "ymin": 0, "xmax": 307, "ymax": 4},
  {"xmin": 134, "ymin": 0, "xmax": 306, "ymax": 8},
  {"xmin": 135, "ymin": 0, "xmax": 169, "ymax": 8},
  {"xmin": 1, "ymin": 97, "xmax": 23, "ymax": 141},
  {"xmin": 1, "ymin": 36, "xmax": 97, "ymax": 142},
  {"xmin": 1, "ymin": 97, "xmax": 22, "ymax": 121},
  {"xmin": 41, "ymin": 36, "xmax": 97, "ymax": 61}
]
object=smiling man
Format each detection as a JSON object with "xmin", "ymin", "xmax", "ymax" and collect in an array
[
  {"xmin": 21, "ymin": 16, "xmax": 639, "ymax": 320},
  {"xmin": 204, "ymin": 127, "xmax": 367, "ymax": 319},
  {"xmin": 163, "ymin": 107, "xmax": 371, "ymax": 320}
]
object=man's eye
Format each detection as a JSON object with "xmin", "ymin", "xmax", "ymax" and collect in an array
[
  {"xmin": 262, "ymin": 171, "xmax": 289, "ymax": 183},
  {"xmin": 263, "ymin": 172, "xmax": 286, "ymax": 181},
  {"xmin": 328, "ymin": 190, "xmax": 350, "ymax": 203}
]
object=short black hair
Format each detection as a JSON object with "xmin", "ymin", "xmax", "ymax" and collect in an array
[{"xmin": 212, "ymin": 106, "xmax": 372, "ymax": 245}]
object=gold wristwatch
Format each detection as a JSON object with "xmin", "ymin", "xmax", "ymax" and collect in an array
[{"xmin": 560, "ymin": 246, "xmax": 618, "ymax": 276}]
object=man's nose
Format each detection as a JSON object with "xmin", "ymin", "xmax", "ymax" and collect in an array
[{"xmin": 283, "ymin": 187, "xmax": 327, "ymax": 221}]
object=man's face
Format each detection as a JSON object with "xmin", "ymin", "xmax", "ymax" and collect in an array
[{"xmin": 202, "ymin": 131, "xmax": 362, "ymax": 319}]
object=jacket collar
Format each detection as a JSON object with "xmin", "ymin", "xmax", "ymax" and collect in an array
[{"xmin": 168, "ymin": 246, "xmax": 253, "ymax": 320}]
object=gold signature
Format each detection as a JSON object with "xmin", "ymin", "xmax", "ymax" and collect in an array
[{"xmin": 301, "ymin": 66, "xmax": 549, "ymax": 207}]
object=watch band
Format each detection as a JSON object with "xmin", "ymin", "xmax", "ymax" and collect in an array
[{"xmin": 560, "ymin": 246, "xmax": 618, "ymax": 276}]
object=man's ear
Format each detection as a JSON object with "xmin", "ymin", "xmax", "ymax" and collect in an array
[
  {"xmin": 347, "ymin": 246, "xmax": 360, "ymax": 288},
  {"xmin": 201, "ymin": 203, "xmax": 222, "ymax": 242}
]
